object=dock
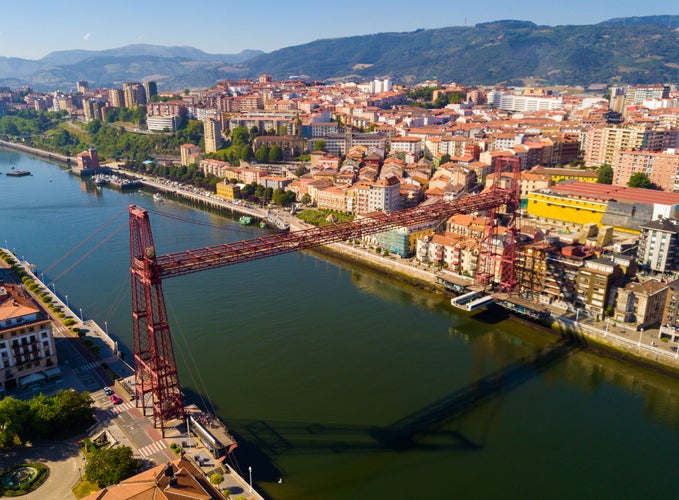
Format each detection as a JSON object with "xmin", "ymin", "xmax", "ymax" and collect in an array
[
  {"xmin": 451, "ymin": 290, "xmax": 494, "ymax": 311},
  {"xmin": 185, "ymin": 404, "xmax": 238, "ymax": 458},
  {"xmin": 493, "ymin": 294, "xmax": 552, "ymax": 323}
]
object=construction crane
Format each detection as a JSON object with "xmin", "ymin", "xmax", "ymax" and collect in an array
[{"xmin": 128, "ymin": 158, "xmax": 520, "ymax": 435}]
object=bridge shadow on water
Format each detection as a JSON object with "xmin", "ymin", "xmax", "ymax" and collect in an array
[
  {"xmin": 468, "ymin": 303, "xmax": 511, "ymax": 324},
  {"xmin": 197, "ymin": 334, "xmax": 583, "ymax": 482}
]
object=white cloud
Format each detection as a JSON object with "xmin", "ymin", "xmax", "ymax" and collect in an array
[{"xmin": 83, "ymin": 32, "xmax": 91, "ymax": 42}]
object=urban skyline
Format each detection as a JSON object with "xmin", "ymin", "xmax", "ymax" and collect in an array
[{"xmin": 0, "ymin": 0, "xmax": 676, "ymax": 60}]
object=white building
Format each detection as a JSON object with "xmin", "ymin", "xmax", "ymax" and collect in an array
[
  {"xmin": 487, "ymin": 91, "xmax": 564, "ymax": 112},
  {"xmin": 368, "ymin": 176, "xmax": 401, "ymax": 212},
  {"xmin": 0, "ymin": 283, "xmax": 58, "ymax": 391}
]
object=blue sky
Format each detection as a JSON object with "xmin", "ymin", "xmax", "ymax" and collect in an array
[{"xmin": 0, "ymin": 0, "xmax": 677, "ymax": 60}]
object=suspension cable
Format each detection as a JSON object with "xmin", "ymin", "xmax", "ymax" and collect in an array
[
  {"xmin": 42, "ymin": 207, "xmax": 128, "ymax": 275},
  {"xmin": 47, "ymin": 222, "xmax": 126, "ymax": 285}
]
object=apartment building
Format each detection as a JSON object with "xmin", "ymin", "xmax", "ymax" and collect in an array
[
  {"xmin": 316, "ymin": 186, "xmax": 348, "ymax": 212},
  {"xmin": 390, "ymin": 136, "xmax": 424, "ymax": 157},
  {"xmin": 613, "ymin": 149, "xmax": 679, "ymax": 191},
  {"xmin": 662, "ymin": 279, "xmax": 679, "ymax": 327},
  {"xmin": 0, "ymin": 283, "xmax": 58, "ymax": 391},
  {"xmin": 108, "ymin": 88, "xmax": 124, "ymax": 108},
  {"xmin": 575, "ymin": 258, "xmax": 622, "ymax": 316},
  {"xmin": 323, "ymin": 133, "xmax": 387, "ymax": 156},
  {"xmin": 203, "ymin": 117, "xmax": 222, "ymax": 154},
  {"xmin": 180, "ymin": 144, "xmax": 202, "ymax": 167},
  {"xmin": 122, "ymin": 82, "xmax": 146, "ymax": 107},
  {"xmin": 614, "ymin": 280, "xmax": 668, "ymax": 329},
  {"xmin": 637, "ymin": 218, "xmax": 679, "ymax": 273},
  {"xmin": 368, "ymin": 176, "xmax": 401, "ymax": 212},
  {"xmin": 584, "ymin": 125, "xmax": 673, "ymax": 166},
  {"xmin": 486, "ymin": 91, "xmax": 564, "ymax": 112},
  {"xmin": 623, "ymin": 84, "xmax": 670, "ymax": 107}
]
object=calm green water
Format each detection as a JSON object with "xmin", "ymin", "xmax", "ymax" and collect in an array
[{"xmin": 3, "ymin": 148, "xmax": 679, "ymax": 499}]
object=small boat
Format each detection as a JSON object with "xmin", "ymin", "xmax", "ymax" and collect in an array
[
  {"xmin": 153, "ymin": 193, "xmax": 164, "ymax": 202},
  {"xmin": 239, "ymin": 216, "xmax": 252, "ymax": 225},
  {"xmin": 93, "ymin": 174, "xmax": 109, "ymax": 186}
]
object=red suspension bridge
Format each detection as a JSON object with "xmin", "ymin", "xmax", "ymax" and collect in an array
[{"xmin": 129, "ymin": 158, "xmax": 521, "ymax": 435}]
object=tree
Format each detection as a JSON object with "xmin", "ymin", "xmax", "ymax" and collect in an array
[
  {"xmin": 237, "ymin": 144, "xmax": 254, "ymax": 162},
  {"xmin": 85, "ymin": 446, "xmax": 141, "ymax": 487},
  {"xmin": 0, "ymin": 397, "xmax": 28, "ymax": 448},
  {"xmin": 268, "ymin": 145, "xmax": 283, "ymax": 162},
  {"xmin": 272, "ymin": 189, "xmax": 296, "ymax": 206},
  {"xmin": 597, "ymin": 163, "xmax": 613, "ymax": 184},
  {"xmin": 230, "ymin": 126, "xmax": 249, "ymax": 147},
  {"xmin": 433, "ymin": 93, "xmax": 449, "ymax": 108},
  {"xmin": 254, "ymin": 145, "xmax": 270, "ymax": 162},
  {"xmin": 301, "ymin": 193, "xmax": 312, "ymax": 206},
  {"xmin": 313, "ymin": 140, "xmax": 326, "ymax": 152},
  {"xmin": 628, "ymin": 172, "xmax": 651, "ymax": 188},
  {"xmin": 86, "ymin": 119, "xmax": 102, "ymax": 135}
]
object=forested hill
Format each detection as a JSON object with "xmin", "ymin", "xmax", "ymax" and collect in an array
[
  {"xmin": 243, "ymin": 18, "xmax": 679, "ymax": 86},
  {"xmin": 2, "ymin": 16, "xmax": 679, "ymax": 90}
]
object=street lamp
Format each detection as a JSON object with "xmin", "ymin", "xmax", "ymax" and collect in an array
[
  {"xmin": 79, "ymin": 307, "xmax": 83, "ymax": 321},
  {"xmin": 638, "ymin": 327, "xmax": 644, "ymax": 347},
  {"xmin": 604, "ymin": 319, "xmax": 609, "ymax": 336},
  {"xmin": 248, "ymin": 466, "xmax": 252, "ymax": 493},
  {"xmin": 104, "ymin": 321, "xmax": 109, "ymax": 335},
  {"xmin": 65, "ymin": 294, "xmax": 69, "ymax": 307},
  {"xmin": 575, "ymin": 308, "xmax": 580, "ymax": 324},
  {"xmin": 51, "ymin": 282, "xmax": 56, "ymax": 294},
  {"xmin": 78, "ymin": 466, "xmax": 82, "ymax": 481}
]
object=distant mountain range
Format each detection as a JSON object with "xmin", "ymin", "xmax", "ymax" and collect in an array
[{"xmin": 2, "ymin": 16, "xmax": 679, "ymax": 92}]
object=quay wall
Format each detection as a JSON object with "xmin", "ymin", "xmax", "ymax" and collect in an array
[{"xmin": 0, "ymin": 140, "xmax": 75, "ymax": 165}]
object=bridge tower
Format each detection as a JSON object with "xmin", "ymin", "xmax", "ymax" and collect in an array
[
  {"xmin": 476, "ymin": 156, "xmax": 521, "ymax": 292},
  {"xmin": 129, "ymin": 206, "xmax": 184, "ymax": 436}
]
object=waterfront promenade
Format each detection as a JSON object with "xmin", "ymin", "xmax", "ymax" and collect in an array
[
  {"xmin": 0, "ymin": 139, "xmax": 75, "ymax": 165},
  {"xmin": 0, "ymin": 249, "xmax": 263, "ymax": 499}
]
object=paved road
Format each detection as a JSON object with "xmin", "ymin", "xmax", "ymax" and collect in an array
[{"xmin": 0, "ymin": 441, "xmax": 85, "ymax": 500}]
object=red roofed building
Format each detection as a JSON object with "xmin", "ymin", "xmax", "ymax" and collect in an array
[{"xmin": 0, "ymin": 282, "xmax": 57, "ymax": 390}]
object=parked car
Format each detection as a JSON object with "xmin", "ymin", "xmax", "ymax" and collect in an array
[
  {"xmin": 103, "ymin": 387, "xmax": 114, "ymax": 396},
  {"xmin": 109, "ymin": 394, "xmax": 123, "ymax": 404}
]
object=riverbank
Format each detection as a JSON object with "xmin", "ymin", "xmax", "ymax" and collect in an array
[{"xmin": 0, "ymin": 139, "xmax": 75, "ymax": 165}]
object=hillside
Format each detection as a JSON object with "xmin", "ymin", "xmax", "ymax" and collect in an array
[
  {"xmin": 0, "ymin": 45, "xmax": 261, "ymax": 91},
  {"xmin": 244, "ymin": 18, "xmax": 679, "ymax": 86},
  {"xmin": 2, "ymin": 16, "xmax": 679, "ymax": 91}
]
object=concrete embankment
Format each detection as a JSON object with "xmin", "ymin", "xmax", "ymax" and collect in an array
[{"xmin": 0, "ymin": 140, "xmax": 75, "ymax": 165}]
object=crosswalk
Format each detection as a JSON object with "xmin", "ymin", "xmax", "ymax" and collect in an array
[
  {"xmin": 136, "ymin": 440, "xmax": 169, "ymax": 457},
  {"xmin": 73, "ymin": 360, "xmax": 103, "ymax": 374},
  {"xmin": 108, "ymin": 401, "xmax": 134, "ymax": 414}
]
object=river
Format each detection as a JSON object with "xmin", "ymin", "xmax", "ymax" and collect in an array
[{"xmin": 3, "ymin": 148, "xmax": 679, "ymax": 499}]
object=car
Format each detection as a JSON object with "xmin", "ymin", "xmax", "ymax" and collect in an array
[
  {"xmin": 109, "ymin": 394, "xmax": 123, "ymax": 404},
  {"xmin": 103, "ymin": 387, "xmax": 114, "ymax": 396}
]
